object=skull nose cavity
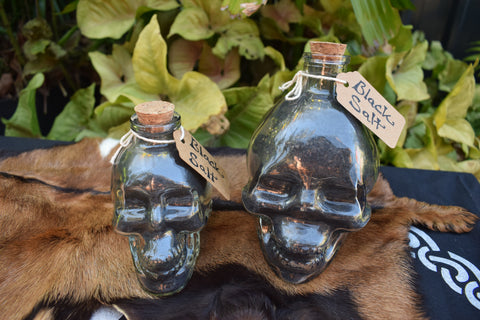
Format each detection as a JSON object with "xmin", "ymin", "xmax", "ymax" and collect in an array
[
  {"xmin": 300, "ymin": 189, "xmax": 319, "ymax": 209},
  {"xmin": 150, "ymin": 205, "xmax": 163, "ymax": 227}
]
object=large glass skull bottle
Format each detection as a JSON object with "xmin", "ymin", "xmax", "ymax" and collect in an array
[
  {"xmin": 111, "ymin": 101, "xmax": 212, "ymax": 295},
  {"xmin": 242, "ymin": 42, "xmax": 379, "ymax": 284}
]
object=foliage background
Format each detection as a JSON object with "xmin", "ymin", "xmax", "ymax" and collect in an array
[{"xmin": 0, "ymin": 0, "xmax": 479, "ymax": 180}]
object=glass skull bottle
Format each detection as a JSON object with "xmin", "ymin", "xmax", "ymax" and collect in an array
[
  {"xmin": 242, "ymin": 42, "xmax": 379, "ymax": 284},
  {"xmin": 111, "ymin": 101, "xmax": 212, "ymax": 295}
]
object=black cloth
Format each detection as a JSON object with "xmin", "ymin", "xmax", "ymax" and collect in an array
[
  {"xmin": 381, "ymin": 166, "xmax": 480, "ymax": 319},
  {"xmin": 1, "ymin": 136, "xmax": 479, "ymax": 319}
]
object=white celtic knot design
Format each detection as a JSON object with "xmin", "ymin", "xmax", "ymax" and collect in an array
[{"xmin": 409, "ymin": 226, "xmax": 480, "ymax": 310}]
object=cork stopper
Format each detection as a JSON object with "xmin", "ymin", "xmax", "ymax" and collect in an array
[
  {"xmin": 135, "ymin": 101, "xmax": 175, "ymax": 126},
  {"xmin": 309, "ymin": 41, "xmax": 346, "ymax": 61}
]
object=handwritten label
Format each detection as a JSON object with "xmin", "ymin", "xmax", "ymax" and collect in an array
[
  {"xmin": 336, "ymin": 71, "xmax": 405, "ymax": 148},
  {"xmin": 174, "ymin": 129, "xmax": 230, "ymax": 200}
]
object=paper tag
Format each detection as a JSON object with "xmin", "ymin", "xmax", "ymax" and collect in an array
[
  {"xmin": 336, "ymin": 71, "xmax": 405, "ymax": 148},
  {"xmin": 174, "ymin": 129, "xmax": 230, "ymax": 200}
]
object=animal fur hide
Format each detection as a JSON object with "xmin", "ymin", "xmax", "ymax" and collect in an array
[{"xmin": 0, "ymin": 138, "xmax": 477, "ymax": 320}]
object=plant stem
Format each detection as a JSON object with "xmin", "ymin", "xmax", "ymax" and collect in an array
[
  {"xmin": 57, "ymin": 25, "xmax": 78, "ymax": 47},
  {"xmin": 49, "ymin": 0, "xmax": 58, "ymax": 40},
  {"xmin": 0, "ymin": 2, "xmax": 25, "ymax": 65},
  {"xmin": 295, "ymin": 0, "xmax": 304, "ymax": 14},
  {"xmin": 59, "ymin": 61, "xmax": 77, "ymax": 93}
]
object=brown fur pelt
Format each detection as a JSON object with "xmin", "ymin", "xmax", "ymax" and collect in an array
[{"xmin": 0, "ymin": 138, "xmax": 477, "ymax": 320}]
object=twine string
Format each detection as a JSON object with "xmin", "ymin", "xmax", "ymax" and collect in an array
[
  {"xmin": 110, "ymin": 126, "xmax": 185, "ymax": 164},
  {"xmin": 279, "ymin": 71, "xmax": 348, "ymax": 101}
]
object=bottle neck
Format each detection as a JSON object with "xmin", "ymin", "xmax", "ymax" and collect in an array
[
  {"xmin": 303, "ymin": 53, "xmax": 349, "ymax": 94},
  {"xmin": 130, "ymin": 113, "xmax": 181, "ymax": 143}
]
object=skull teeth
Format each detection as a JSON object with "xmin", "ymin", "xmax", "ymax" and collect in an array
[
  {"xmin": 150, "ymin": 246, "xmax": 185, "ymax": 275},
  {"xmin": 269, "ymin": 241, "xmax": 323, "ymax": 272},
  {"xmin": 138, "ymin": 235, "xmax": 190, "ymax": 278}
]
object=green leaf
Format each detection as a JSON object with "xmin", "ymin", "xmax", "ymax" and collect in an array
[
  {"xmin": 89, "ymin": 45, "xmax": 158, "ymax": 104},
  {"xmin": 390, "ymin": 0, "xmax": 416, "ymax": 10},
  {"xmin": 23, "ymin": 39, "xmax": 51, "ymax": 58},
  {"xmin": 168, "ymin": 7, "xmax": 214, "ymax": 40},
  {"xmin": 406, "ymin": 148, "xmax": 439, "ymax": 170},
  {"xmin": 269, "ymin": 68, "xmax": 298, "ymax": 100},
  {"xmin": 47, "ymin": 84, "xmax": 96, "ymax": 141},
  {"xmin": 132, "ymin": 14, "xmax": 179, "ymax": 94},
  {"xmin": 470, "ymin": 140, "xmax": 480, "ymax": 160},
  {"xmin": 74, "ymin": 129, "xmax": 107, "ymax": 141},
  {"xmin": 23, "ymin": 55, "xmax": 59, "ymax": 75},
  {"xmin": 61, "ymin": 1, "xmax": 78, "ymax": 14},
  {"xmin": 192, "ymin": 128, "xmax": 216, "ymax": 146},
  {"xmin": 78, "ymin": 0, "xmax": 180, "ymax": 39},
  {"xmin": 466, "ymin": 85, "xmax": 480, "ymax": 136},
  {"xmin": 358, "ymin": 55, "xmax": 388, "ymax": 94},
  {"xmin": 434, "ymin": 64, "xmax": 476, "ymax": 128},
  {"xmin": 260, "ymin": 0, "xmax": 302, "ymax": 32},
  {"xmin": 77, "ymin": 0, "xmax": 140, "ymax": 39},
  {"xmin": 23, "ymin": 40, "xmax": 67, "ymax": 75},
  {"xmin": 145, "ymin": 0, "xmax": 180, "ymax": 10},
  {"xmin": 382, "ymin": 81, "xmax": 397, "ymax": 106},
  {"xmin": 423, "ymin": 41, "xmax": 446, "ymax": 71},
  {"xmin": 404, "ymin": 114, "xmax": 438, "ymax": 156},
  {"xmin": 220, "ymin": 75, "xmax": 274, "ymax": 148},
  {"xmin": 438, "ymin": 157, "xmax": 480, "ymax": 181},
  {"xmin": 132, "ymin": 15, "xmax": 227, "ymax": 132},
  {"xmin": 350, "ymin": 0, "xmax": 402, "ymax": 46},
  {"xmin": 182, "ymin": 0, "xmax": 230, "ymax": 28},
  {"xmin": 170, "ymin": 71, "xmax": 227, "ymax": 131},
  {"xmin": 403, "ymin": 114, "xmax": 439, "ymax": 170},
  {"xmin": 259, "ymin": 15, "xmax": 288, "ymax": 42},
  {"xmin": 168, "ymin": 39, "xmax": 204, "ymax": 79},
  {"xmin": 220, "ymin": 0, "xmax": 265, "ymax": 17},
  {"xmin": 437, "ymin": 119, "xmax": 475, "ymax": 146},
  {"xmin": 457, "ymin": 160, "xmax": 480, "ymax": 180},
  {"xmin": 2, "ymin": 73, "xmax": 44, "ymax": 138},
  {"xmin": 213, "ymin": 19, "xmax": 264, "ymax": 60},
  {"xmin": 169, "ymin": 39, "xmax": 241, "ymax": 89},
  {"xmin": 108, "ymin": 121, "xmax": 132, "ymax": 140},
  {"xmin": 396, "ymin": 100, "xmax": 418, "ymax": 147},
  {"xmin": 94, "ymin": 98, "xmax": 135, "ymax": 132},
  {"xmin": 438, "ymin": 59, "xmax": 468, "ymax": 92},
  {"xmin": 383, "ymin": 146, "xmax": 414, "ymax": 168},
  {"xmin": 77, "ymin": 0, "xmax": 180, "ymax": 39},
  {"xmin": 22, "ymin": 18, "xmax": 52, "ymax": 41},
  {"xmin": 388, "ymin": 24, "xmax": 413, "ymax": 52},
  {"xmin": 264, "ymin": 46, "xmax": 286, "ymax": 71},
  {"xmin": 319, "ymin": 0, "xmax": 345, "ymax": 13},
  {"xmin": 169, "ymin": 40, "xmax": 241, "ymax": 89},
  {"xmin": 299, "ymin": 4, "xmax": 324, "ymax": 36},
  {"xmin": 421, "ymin": 116, "xmax": 438, "ymax": 156},
  {"xmin": 386, "ymin": 41, "xmax": 430, "ymax": 101},
  {"xmin": 198, "ymin": 46, "xmax": 241, "ymax": 89},
  {"xmin": 404, "ymin": 120, "xmax": 427, "ymax": 149}
]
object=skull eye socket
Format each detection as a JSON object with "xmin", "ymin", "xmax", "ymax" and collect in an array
[
  {"xmin": 163, "ymin": 189, "xmax": 206, "ymax": 231},
  {"xmin": 163, "ymin": 188, "xmax": 197, "ymax": 216},
  {"xmin": 115, "ymin": 188, "xmax": 149, "ymax": 233},
  {"xmin": 164, "ymin": 189, "xmax": 195, "ymax": 207},
  {"xmin": 322, "ymin": 185, "xmax": 356, "ymax": 203},
  {"xmin": 258, "ymin": 175, "xmax": 295, "ymax": 195},
  {"xmin": 124, "ymin": 188, "xmax": 150, "ymax": 212}
]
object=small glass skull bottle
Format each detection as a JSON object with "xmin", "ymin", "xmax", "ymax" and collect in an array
[
  {"xmin": 111, "ymin": 101, "xmax": 212, "ymax": 295},
  {"xmin": 242, "ymin": 42, "xmax": 379, "ymax": 284}
]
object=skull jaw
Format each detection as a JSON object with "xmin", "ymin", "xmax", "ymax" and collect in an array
[
  {"xmin": 129, "ymin": 232, "xmax": 200, "ymax": 296},
  {"xmin": 258, "ymin": 227, "xmax": 347, "ymax": 284}
]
